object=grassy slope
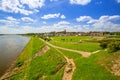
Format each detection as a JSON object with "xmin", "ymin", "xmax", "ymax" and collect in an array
[
  {"xmin": 59, "ymin": 49, "xmax": 119, "ymax": 80},
  {"xmin": 10, "ymin": 37, "xmax": 66, "ymax": 80},
  {"xmin": 16, "ymin": 37, "xmax": 46, "ymax": 64},
  {"xmin": 50, "ymin": 36, "xmax": 101, "ymax": 52}
]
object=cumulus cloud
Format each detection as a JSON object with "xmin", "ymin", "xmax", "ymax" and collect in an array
[
  {"xmin": 0, "ymin": 16, "xmax": 19, "ymax": 26},
  {"xmin": 76, "ymin": 16, "xmax": 92, "ymax": 22},
  {"xmin": 0, "ymin": 15, "xmax": 120, "ymax": 34},
  {"xmin": 41, "ymin": 13, "xmax": 60, "ymax": 19},
  {"xmin": 0, "ymin": 0, "xmax": 45, "ymax": 15},
  {"xmin": 21, "ymin": 17, "xmax": 34, "ymax": 22},
  {"xmin": 41, "ymin": 13, "xmax": 66, "ymax": 19},
  {"xmin": 0, "ymin": 16, "xmax": 35, "ymax": 27},
  {"xmin": 70, "ymin": 0, "xmax": 91, "ymax": 5},
  {"xmin": 60, "ymin": 15, "xmax": 66, "ymax": 19},
  {"xmin": 20, "ymin": 0, "xmax": 45, "ymax": 9},
  {"xmin": 76, "ymin": 15, "xmax": 120, "ymax": 31},
  {"xmin": 7, "ymin": 17, "xmax": 17, "ymax": 21},
  {"xmin": 53, "ymin": 21, "xmax": 70, "ymax": 27}
]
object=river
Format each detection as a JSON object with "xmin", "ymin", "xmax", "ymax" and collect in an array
[{"xmin": 0, "ymin": 35, "xmax": 30, "ymax": 77}]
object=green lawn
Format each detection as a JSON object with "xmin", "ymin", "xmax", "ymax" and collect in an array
[{"xmin": 50, "ymin": 36, "xmax": 102, "ymax": 52}]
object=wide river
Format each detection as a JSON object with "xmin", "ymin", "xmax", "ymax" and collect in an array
[{"xmin": 0, "ymin": 35, "xmax": 30, "ymax": 77}]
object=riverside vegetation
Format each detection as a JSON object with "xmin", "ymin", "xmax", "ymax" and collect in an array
[{"xmin": 1, "ymin": 35, "xmax": 120, "ymax": 80}]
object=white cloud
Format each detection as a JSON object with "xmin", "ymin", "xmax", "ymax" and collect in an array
[
  {"xmin": 21, "ymin": 17, "xmax": 34, "ymax": 22},
  {"xmin": 53, "ymin": 21, "xmax": 70, "ymax": 27},
  {"xmin": 0, "ymin": 16, "xmax": 19, "ymax": 26},
  {"xmin": 20, "ymin": 0, "xmax": 45, "ymax": 9},
  {"xmin": 61, "ymin": 15, "xmax": 66, "ymax": 19},
  {"xmin": 0, "ymin": 16, "xmax": 36, "ymax": 27},
  {"xmin": 99, "ymin": 15, "xmax": 120, "ymax": 22},
  {"xmin": 0, "ymin": 0, "xmax": 45, "ymax": 15},
  {"xmin": 41, "ymin": 13, "xmax": 60, "ymax": 19},
  {"xmin": 116, "ymin": 0, "xmax": 120, "ymax": 3},
  {"xmin": 7, "ymin": 17, "xmax": 17, "ymax": 21},
  {"xmin": 0, "ymin": 15, "xmax": 120, "ymax": 34},
  {"xmin": 70, "ymin": 0, "xmax": 91, "ymax": 5},
  {"xmin": 76, "ymin": 15, "xmax": 120, "ymax": 31},
  {"xmin": 76, "ymin": 16, "xmax": 92, "ymax": 22}
]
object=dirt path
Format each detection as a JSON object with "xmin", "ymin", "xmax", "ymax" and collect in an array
[
  {"xmin": 92, "ymin": 50, "xmax": 101, "ymax": 54},
  {"xmin": 55, "ymin": 48, "xmax": 76, "ymax": 80},
  {"xmin": 62, "ymin": 59, "xmax": 76, "ymax": 80},
  {"xmin": 40, "ymin": 38, "xmax": 91, "ymax": 57},
  {"xmin": 0, "ymin": 46, "xmax": 50, "ymax": 80}
]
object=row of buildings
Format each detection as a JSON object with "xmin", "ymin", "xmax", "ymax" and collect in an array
[{"xmin": 43, "ymin": 30, "xmax": 104, "ymax": 36}]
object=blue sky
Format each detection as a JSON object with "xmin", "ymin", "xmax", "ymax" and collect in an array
[{"xmin": 0, "ymin": 0, "xmax": 120, "ymax": 34}]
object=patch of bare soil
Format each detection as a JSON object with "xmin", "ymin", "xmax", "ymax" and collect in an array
[
  {"xmin": 62, "ymin": 59, "xmax": 76, "ymax": 80},
  {"xmin": 111, "ymin": 58, "xmax": 120, "ymax": 76}
]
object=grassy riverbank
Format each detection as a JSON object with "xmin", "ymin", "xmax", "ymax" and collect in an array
[{"xmin": 7, "ymin": 37, "xmax": 66, "ymax": 80}]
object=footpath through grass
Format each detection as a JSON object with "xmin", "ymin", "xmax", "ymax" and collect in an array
[
  {"xmin": 59, "ymin": 49, "xmax": 119, "ymax": 80},
  {"xmin": 9, "ymin": 37, "xmax": 66, "ymax": 80}
]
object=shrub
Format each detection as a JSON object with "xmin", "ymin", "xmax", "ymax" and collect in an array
[
  {"xmin": 99, "ymin": 39, "xmax": 120, "ymax": 53},
  {"xmin": 99, "ymin": 40, "xmax": 110, "ymax": 49},
  {"xmin": 107, "ymin": 41, "xmax": 120, "ymax": 53},
  {"xmin": 100, "ymin": 41, "xmax": 108, "ymax": 49}
]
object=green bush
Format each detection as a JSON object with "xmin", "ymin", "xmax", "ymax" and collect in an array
[
  {"xmin": 108, "ymin": 41, "xmax": 120, "ymax": 52},
  {"xmin": 100, "ymin": 41, "xmax": 108, "ymax": 49},
  {"xmin": 99, "ymin": 39, "xmax": 120, "ymax": 53}
]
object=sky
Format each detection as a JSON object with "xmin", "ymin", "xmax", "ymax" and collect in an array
[{"xmin": 0, "ymin": 0, "xmax": 120, "ymax": 34}]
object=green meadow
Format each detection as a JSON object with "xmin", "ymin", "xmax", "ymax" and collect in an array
[
  {"xmin": 4, "ymin": 36, "xmax": 120, "ymax": 80},
  {"xmin": 50, "ymin": 36, "xmax": 102, "ymax": 52}
]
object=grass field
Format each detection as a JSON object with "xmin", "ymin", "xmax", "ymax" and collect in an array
[
  {"xmin": 58, "ymin": 49, "xmax": 119, "ymax": 80},
  {"xmin": 50, "ymin": 36, "xmax": 102, "ymax": 52},
  {"xmin": 5, "ymin": 36, "xmax": 120, "ymax": 80},
  {"xmin": 10, "ymin": 37, "xmax": 66, "ymax": 80}
]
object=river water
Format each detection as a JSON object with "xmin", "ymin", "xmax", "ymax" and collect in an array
[{"xmin": 0, "ymin": 35, "xmax": 30, "ymax": 77}]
